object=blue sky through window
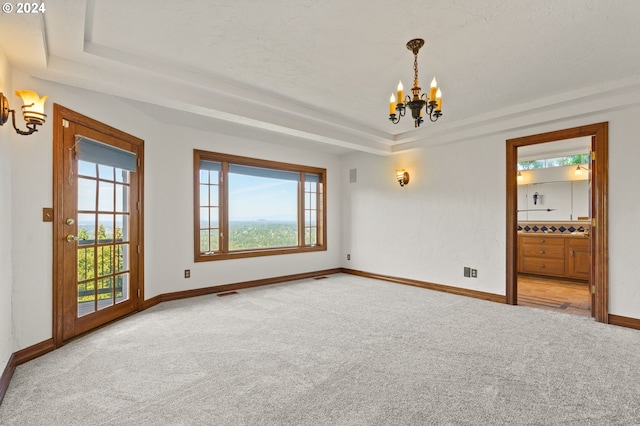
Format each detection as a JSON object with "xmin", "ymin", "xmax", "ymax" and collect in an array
[{"xmin": 228, "ymin": 173, "xmax": 298, "ymax": 222}]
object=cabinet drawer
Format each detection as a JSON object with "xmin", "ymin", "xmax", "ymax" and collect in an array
[
  {"xmin": 520, "ymin": 236, "xmax": 565, "ymax": 246},
  {"xmin": 522, "ymin": 244, "xmax": 565, "ymax": 259},
  {"xmin": 522, "ymin": 257, "xmax": 565, "ymax": 276}
]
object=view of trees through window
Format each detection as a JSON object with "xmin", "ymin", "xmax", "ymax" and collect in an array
[{"xmin": 518, "ymin": 153, "xmax": 589, "ymax": 170}]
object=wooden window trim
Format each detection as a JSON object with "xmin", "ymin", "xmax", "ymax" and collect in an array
[{"xmin": 193, "ymin": 150, "xmax": 327, "ymax": 262}]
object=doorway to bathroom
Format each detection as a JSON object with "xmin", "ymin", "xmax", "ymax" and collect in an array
[{"xmin": 505, "ymin": 122, "xmax": 609, "ymax": 323}]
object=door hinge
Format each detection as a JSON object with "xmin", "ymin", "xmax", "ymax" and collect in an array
[
  {"xmin": 137, "ymin": 288, "xmax": 140, "ymax": 297},
  {"xmin": 137, "ymin": 158, "xmax": 141, "ymax": 167},
  {"xmin": 62, "ymin": 119, "xmax": 69, "ymax": 128},
  {"xmin": 591, "ymin": 151, "xmax": 596, "ymax": 161},
  {"xmin": 137, "ymin": 245, "xmax": 141, "ymax": 254},
  {"xmin": 591, "ymin": 284, "xmax": 596, "ymax": 295},
  {"xmin": 137, "ymin": 201, "xmax": 141, "ymax": 211},
  {"xmin": 591, "ymin": 218, "xmax": 597, "ymax": 228}
]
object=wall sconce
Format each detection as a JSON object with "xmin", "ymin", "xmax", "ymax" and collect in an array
[
  {"xmin": 517, "ymin": 171, "xmax": 523, "ymax": 181},
  {"xmin": 396, "ymin": 169, "xmax": 410, "ymax": 187},
  {"xmin": 574, "ymin": 165, "xmax": 589, "ymax": 176},
  {"xmin": 0, "ymin": 90, "xmax": 48, "ymax": 136}
]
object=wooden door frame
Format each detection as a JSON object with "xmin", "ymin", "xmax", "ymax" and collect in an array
[
  {"xmin": 506, "ymin": 122, "xmax": 608, "ymax": 323},
  {"xmin": 52, "ymin": 104, "xmax": 145, "ymax": 347}
]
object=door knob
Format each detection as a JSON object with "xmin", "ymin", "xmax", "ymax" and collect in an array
[
  {"xmin": 66, "ymin": 218, "xmax": 75, "ymax": 226},
  {"xmin": 66, "ymin": 234, "xmax": 79, "ymax": 243}
]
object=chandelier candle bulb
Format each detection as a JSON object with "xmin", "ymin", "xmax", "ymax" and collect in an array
[
  {"xmin": 396, "ymin": 81, "xmax": 404, "ymax": 104},
  {"xmin": 429, "ymin": 77, "xmax": 438, "ymax": 102},
  {"xmin": 436, "ymin": 89, "xmax": 442, "ymax": 111},
  {"xmin": 389, "ymin": 94, "xmax": 396, "ymax": 115}
]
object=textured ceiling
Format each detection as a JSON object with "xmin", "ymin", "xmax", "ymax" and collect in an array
[{"xmin": 1, "ymin": 0, "xmax": 639, "ymax": 154}]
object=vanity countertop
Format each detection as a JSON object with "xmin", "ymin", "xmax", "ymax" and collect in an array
[{"xmin": 518, "ymin": 231, "xmax": 588, "ymax": 238}]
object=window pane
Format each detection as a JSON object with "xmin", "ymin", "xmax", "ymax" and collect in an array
[
  {"xmin": 97, "ymin": 246, "xmax": 113, "ymax": 277},
  {"xmin": 77, "ymin": 247, "xmax": 95, "ymax": 281},
  {"xmin": 115, "ymin": 168, "xmax": 129, "ymax": 183},
  {"xmin": 115, "ymin": 244, "xmax": 129, "ymax": 273},
  {"xmin": 200, "ymin": 230, "xmax": 210, "ymax": 252},
  {"xmin": 529, "ymin": 160, "xmax": 545, "ymax": 169},
  {"xmin": 563, "ymin": 155, "xmax": 581, "ymax": 165},
  {"xmin": 209, "ymin": 186, "xmax": 219, "ymax": 206},
  {"xmin": 115, "ymin": 184, "xmax": 128, "ymax": 212},
  {"xmin": 209, "ymin": 229, "xmax": 219, "ymax": 251},
  {"xmin": 115, "ymin": 214, "xmax": 129, "ymax": 242},
  {"xmin": 115, "ymin": 273, "xmax": 129, "ymax": 303},
  {"xmin": 97, "ymin": 277, "xmax": 114, "ymax": 310},
  {"xmin": 210, "ymin": 208, "xmax": 219, "ymax": 228},
  {"xmin": 545, "ymin": 157, "xmax": 563, "ymax": 167},
  {"xmin": 78, "ymin": 213, "xmax": 96, "ymax": 244},
  {"xmin": 200, "ymin": 170, "xmax": 209, "ymax": 185},
  {"xmin": 98, "ymin": 164, "xmax": 114, "ymax": 180},
  {"xmin": 200, "ymin": 207, "xmax": 210, "ymax": 229},
  {"xmin": 78, "ymin": 281, "xmax": 95, "ymax": 317},
  {"xmin": 78, "ymin": 178, "xmax": 96, "ymax": 211},
  {"xmin": 78, "ymin": 160, "xmax": 97, "ymax": 178},
  {"xmin": 199, "ymin": 185, "xmax": 209, "ymax": 206},
  {"xmin": 98, "ymin": 181, "xmax": 114, "ymax": 211},
  {"xmin": 98, "ymin": 214, "xmax": 114, "ymax": 241},
  {"xmin": 228, "ymin": 169, "xmax": 298, "ymax": 250}
]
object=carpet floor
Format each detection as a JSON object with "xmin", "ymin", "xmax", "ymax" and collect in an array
[{"xmin": 1, "ymin": 273, "xmax": 640, "ymax": 425}]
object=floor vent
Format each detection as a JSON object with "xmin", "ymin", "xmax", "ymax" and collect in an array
[
  {"xmin": 217, "ymin": 291, "xmax": 239, "ymax": 297},
  {"xmin": 313, "ymin": 276, "xmax": 329, "ymax": 280}
]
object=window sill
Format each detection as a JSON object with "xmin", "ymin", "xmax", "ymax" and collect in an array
[{"xmin": 195, "ymin": 245, "xmax": 326, "ymax": 262}]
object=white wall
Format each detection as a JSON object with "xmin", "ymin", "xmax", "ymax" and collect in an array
[
  {"xmin": 10, "ymin": 70, "xmax": 342, "ymax": 351},
  {"xmin": 342, "ymin": 104, "xmax": 640, "ymax": 319},
  {"xmin": 0, "ymin": 49, "xmax": 13, "ymax": 371},
  {"xmin": 342, "ymin": 138, "xmax": 506, "ymax": 295}
]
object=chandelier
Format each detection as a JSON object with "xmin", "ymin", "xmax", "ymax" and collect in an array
[{"xmin": 389, "ymin": 39, "xmax": 442, "ymax": 128}]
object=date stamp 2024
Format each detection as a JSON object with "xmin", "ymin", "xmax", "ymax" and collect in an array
[{"xmin": 2, "ymin": 2, "xmax": 46, "ymax": 14}]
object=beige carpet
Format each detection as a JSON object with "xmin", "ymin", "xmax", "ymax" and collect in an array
[{"xmin": 1, "ymin": 273, "xmax": 640, "ymax": 425}]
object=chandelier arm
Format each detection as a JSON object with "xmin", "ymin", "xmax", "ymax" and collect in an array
[{"xmin": 429, "ymin": 110, "xmax": 442, "ymax": 122}]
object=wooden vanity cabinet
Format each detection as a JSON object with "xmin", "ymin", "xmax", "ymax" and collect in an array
[
  {"xmin": 519, "ymin": 236, "xmax": 566, "ymax": 277},
  {"xmin": 566, "ymin": 237, "xmax": 590, "ymax": 280},
  {"xmin": 518, "ymin": 234, "xmax": 589, "ymax": 281}
]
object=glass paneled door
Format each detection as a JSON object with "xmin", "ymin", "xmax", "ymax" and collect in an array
[
  {"xmin": 76, "ymin": 156, "xmax": 132, "ymax": 318},
  {"xmin": 55, "ymin": 111, "xmax": 143, "ymax": 343}
]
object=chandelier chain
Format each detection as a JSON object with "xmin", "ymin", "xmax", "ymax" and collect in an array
[{"xmin": 413, "ymin": 53, "xmax": 419, "ymax": 88}]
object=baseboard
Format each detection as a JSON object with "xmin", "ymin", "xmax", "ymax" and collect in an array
[
  {"xmin": 157, "ymin": 268, "xmax": 343, "ymax": 303},
  {"xmin": 0, "ymin": 339, "xmax": 55, "ymax": 406},
  {"xmin": 341, "ymin": 268, "xmax": 507, "ymax": 304},
  {"xmin": 141, "ymin": 294, "xmax": 162, "ymax": 310},
  {"xmin": 13, "ymin": 339, "xmax": 55, "ymax": 366},
  {"xmin": 608, "ymin": 314, "xmax": 640, "ymax": 330},
  {"xmin": 0, "ymin": 353, "xmax": 16, "ymax": 406}
]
